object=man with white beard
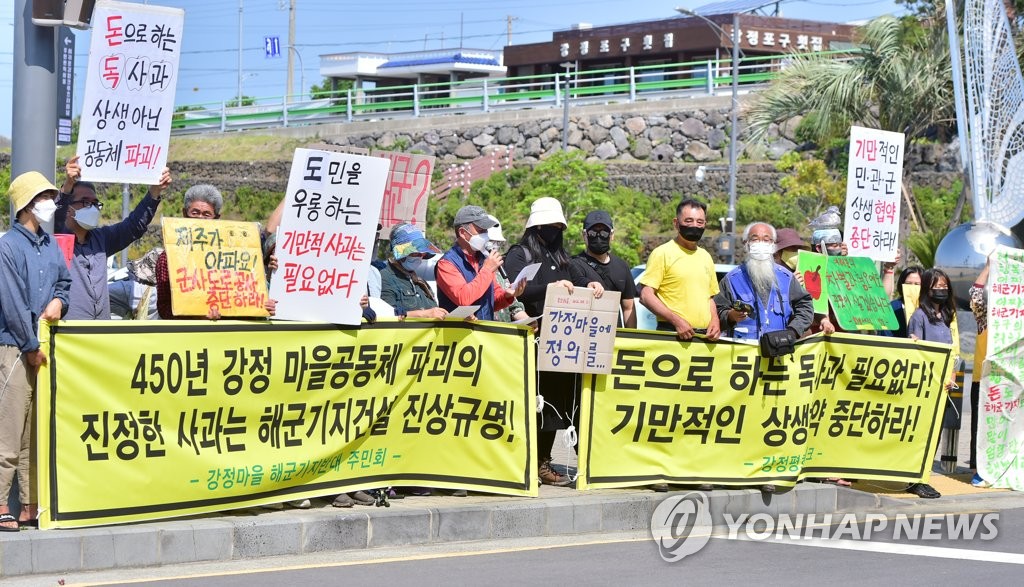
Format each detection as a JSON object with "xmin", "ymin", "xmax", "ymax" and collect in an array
[{"xmin": 714, "ymin": 222, "xmax": 814, "ymax": 342}]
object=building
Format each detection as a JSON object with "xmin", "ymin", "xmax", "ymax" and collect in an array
[
  {"xmin": 503, "ymin": 13, "xmax": 856, "ymax": 79},
  {"xmin": 318, "ymin": 48, "xmax": 506, "ymax": 94}
]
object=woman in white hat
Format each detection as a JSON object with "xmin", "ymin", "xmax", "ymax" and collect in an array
[{"xmin": 505, "ymin": 197, "xmax": 604, "ymax": 487}]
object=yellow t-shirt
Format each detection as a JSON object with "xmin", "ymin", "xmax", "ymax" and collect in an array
[{"xmin": 639, "ymin": 240, "xmax": 719, "ymax": 328}]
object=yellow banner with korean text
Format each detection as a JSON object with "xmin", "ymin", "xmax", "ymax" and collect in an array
[
  {"xmin": 37, "ymin": 320, "xmax": 537, "ymax": 529},
  {"xmin": 577, "ymin": 330, "xmax": 950, "ymax": 490}
]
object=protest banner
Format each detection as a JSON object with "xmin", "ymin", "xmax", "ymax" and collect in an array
[
  {"xmin": 826, "ymin": 255, "xmax": 899, "ymax": 331},
  {"xmin": 978, "ymin": 246, "xmax": 1024, "ymax": 489},
  {"xmin": 161, "ymin": 217, "xmax": 269, "ymax": 317},
  {"xmin": 270, "ymin": 148, "xmax": 391, "ymax": 324},
  {"xmin": 843, "ymin": 125, "xmax": 905, "ymax": 262},
  {"xmin": 37, "ymin": 320, "xmax": 537, "ymax": 529},
  {"xmin": 77, "ymin": 1, "xmax": 184, "ymax": 184},
  {"xmin": 577, "ymin": 331, "xmax": 949, "ymax": 490},
  {"xmin": 374, "ymin": 150, "xmax": 434, "ymax": 238},
  {"xmin": 796, "ymin": 251, "xmax": 830, "ymax": 315},
  {"xmin": 538, "ymin": 284, "xmax": 620, "ymax": 374}
]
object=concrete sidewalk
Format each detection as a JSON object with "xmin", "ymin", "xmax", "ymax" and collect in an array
[{"xmin": 6, "ymin": 468, "xmax": 1023, "ymax": 579}]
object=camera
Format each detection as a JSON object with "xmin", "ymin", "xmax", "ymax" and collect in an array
[{"xmin": 731, "ymin": 300, "xmax": 754, "ymax": 314}]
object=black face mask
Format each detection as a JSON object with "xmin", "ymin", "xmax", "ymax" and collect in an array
[
  {"xmin": 538, "ymin": 225, "xmax": 562, "ymax": 245},
  {"xmin": 931, "ymin": 290, "xmax": 950, "ymax": 302},
  {"xmin": 678, "ymin": 225, "xmax": 705, "ymax": 243},
  {"xmin": 587, "ymin": 235, "xmax": 610, "ymax": 255}
]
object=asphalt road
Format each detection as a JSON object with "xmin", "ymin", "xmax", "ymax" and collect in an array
[{"xmin": 24, "ymin": 505, "xmax": 1024, "ymax": 587}]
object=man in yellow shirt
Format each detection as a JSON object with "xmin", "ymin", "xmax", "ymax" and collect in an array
[{"xmin": 639, "ymin": 198, "xmax": 721, "ymax": 340}]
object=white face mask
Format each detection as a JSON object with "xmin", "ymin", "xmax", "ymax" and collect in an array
[
  {"xmin": 746, "ymin": 241, "xmax": 775, "ymax": 262},
  {"xmin": 32, "ymin": 198, "xmax": 58, "ymax": 232},
  {"xmin": 468, "ymin": 232, "xmax": 490, "ymax": 253},
  {"xmin": 73, "ymin": 205, "xmax": 102, "ymax": 230}
]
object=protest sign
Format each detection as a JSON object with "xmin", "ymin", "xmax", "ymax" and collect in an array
[
  {"xmin": 843, "ymin": 125, "xmax": 905, "ymax": 262},
  {"xmin": 269, "ymin": 148, "xmax": 390, "ymax": 324},
  {"xmin": 538, "ymin": 284, "xmax": 620, "ymax": 374},
  {"xmin": 77, "ymin": 1, "xmax": 184, "ymax": 184},
  {"xmin": 826, "ymin": 255, "xmax": 899, "ymax": 331},
  {"xmin": 374, "ymin": 150, "xmax": 434, "ymax": 238},
  {"xmin": 577, "ymin": 331, "xmax": 949, "ymax": 490},
  {"xmin": 37, "ymin": 320, "xmax": 537, "ymax": 529},
  {"xmin": 979, "ymin": 246, "xmax": 1024, "ymax": 489},
  {"xmin": 161, "ymin": 218, "xmax": 268, "ymax": 318},
  {"xmin": 796, "ymin": 250, "xmax": 830, "ymax": 315}
]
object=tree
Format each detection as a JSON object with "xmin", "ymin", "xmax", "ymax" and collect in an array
[
  {"xmin": 309, "ymin": 77, "xmax": 353, "ymax": 100},
  {"xmin": 746, "ymin": 15, "xmax": 953, "ymax": 232}
]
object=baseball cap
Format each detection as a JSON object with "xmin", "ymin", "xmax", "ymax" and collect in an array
[
  {"xmin": 8, "ymin": 171, "xmax": 59, "ymax": 215},
  {"xmin": 584, "ymin": 210, "xmax": 613, "ymax": 230},
  {"xmin": 453, "ymin": 205, "xmax": 498, "ymax": 229},
  {"xmin": 389, "ymin": 223, "xmax": 442, "ymax": 260}
]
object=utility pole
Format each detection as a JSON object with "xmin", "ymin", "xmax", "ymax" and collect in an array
[
  {"xmin": 286, "ymin": 0, "xmax": 296, "ymax": 101},
  {"xmin": 237, "ymin": 0, "xmax": 244, "ymax": 106},
  {"xmin": 506, "ymin": 15, "xmax": 518, "ymax": 47}
]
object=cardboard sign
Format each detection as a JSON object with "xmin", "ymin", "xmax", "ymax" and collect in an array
[
  {"xmin": 77, "ymin": 1, "xmax": 184, "ymax": 184},
  {"xmin": 161, "ymin": 218, "xmax": 269, "ymax": 318},
  {"xmin": 843, "ymin": 126, "xmax": 905, "ymax": 263},
  {"xmin": 269, "ymin": 148, "xmax": 390, "ymax": 324},
  {"xmin": 374, "ymin": 150, "xmax": 434, "ymax": 238},
  {"xmin": 825, "ymin": 255, "xmax": 898, "ymax": 331},
  {"xmin": 538, "ymin": 284, "xmax": 620, "ymax": 373}
]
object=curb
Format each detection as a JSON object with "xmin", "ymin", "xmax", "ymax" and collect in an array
[{"xmin": 1, "ymin": 484, "xmax": 839, "ymax": 578}]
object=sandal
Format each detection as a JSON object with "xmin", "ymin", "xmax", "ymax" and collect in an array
[
  {"xmin": 820, "ymin": 477, "xmax": 852, "ymax": 487},
  {"xmin": 18, "ymin": 518, "xmax": 38, "ymax": 529},
  {"xmin": 0, "ymin": 513, "xmax": 19, "ymax": 533}
]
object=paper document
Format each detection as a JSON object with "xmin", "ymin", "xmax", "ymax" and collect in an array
[
  {"xmin": 513, "ymin": 315, "xmax": 540, "ymax": 325},
  {"xmin": 446, "ymin": 305, "xmax": 480, "ymax": 319},
  {"xmin": 511, "ymin": 263, "xmax": 541, "ymax": 286}
]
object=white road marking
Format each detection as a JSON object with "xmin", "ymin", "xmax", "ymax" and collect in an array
[{"xmin": 719, "ymin": 535, "xmax": 1024, "ymax": 565}]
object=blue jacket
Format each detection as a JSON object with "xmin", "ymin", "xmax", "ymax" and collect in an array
[
  {"xmin": 0, "ymin": 223, "xmax": 72, "ymax": 352},
  {"xmin": 722, "ymin": 264, "xmax": 794, "ymax": 340},
  {"xmin": 436, "ymin": 246, "xmax": 495, "ymax": 320}
]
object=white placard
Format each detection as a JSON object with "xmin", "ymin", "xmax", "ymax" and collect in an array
[
  {"xmin": 843, "ymin": 125, "xmax": 905, "ymax": 263},
  {"xmin": 77, "ymin": 1, "xmax": 184, "ymax": 184},
  {"xmin": 445, "ymin": 305, "xmax": 480, "ymax": 319},
  {"xmin": 511, "ymin": 262, "xmax": 542, "ymax": 287},
  {"xmin": 269, "ymin": 148, "xmax": 391, "ymax": 324}
]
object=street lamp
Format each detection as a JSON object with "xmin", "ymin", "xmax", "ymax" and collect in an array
[
  {"xmin": 560, "ymin": 61, "xmax": 575, "ymax": 151},
  {"xmin": 676, "ymin": 7, "xmax": 742, "ymax": 264},
  {"xmin": 287, "ymin": 45, "xmax": 305, "ymax": 100}
]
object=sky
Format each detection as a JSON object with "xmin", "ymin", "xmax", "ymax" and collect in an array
[{"xmin": 0, "ymin": 0, "xmax": 905, "ymax": 139}]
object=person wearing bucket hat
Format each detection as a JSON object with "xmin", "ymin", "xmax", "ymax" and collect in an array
[
  {"xmin": 505, "ymin": 197, "xmax": 605, "ymax": 487},
  {"xmin": 379, "ymin": 223, "xmax": 448, "ymax": 320},
  {"xmin": 773, "ymin": 227, "xmax": 809, "ymax": 272},
  {"xmin": 56, "ymin": 156, "xmax": 171, "ymax": 320},
  {"xmin": 0, "ymin": 171, "xmax": 73, "ymax": 530},
  {"xmin": 435, "ymin": 206, "xmax": 525, "ymax": 321}
]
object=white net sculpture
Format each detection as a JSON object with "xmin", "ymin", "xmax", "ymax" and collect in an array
[{"xmin": 958, "ymin": 0, "xmax": 1024, "ymax": 227}]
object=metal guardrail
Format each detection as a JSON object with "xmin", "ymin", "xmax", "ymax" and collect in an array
[{"xmin": 170, "ymin": 50, "xmax": 855, "ymax": 135}]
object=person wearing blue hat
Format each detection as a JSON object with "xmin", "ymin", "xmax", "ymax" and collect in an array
[{"xmin": 379, "ymin": 223, "xmax": 448, "ymax": 319}]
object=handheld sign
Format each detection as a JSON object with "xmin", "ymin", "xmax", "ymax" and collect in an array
[
  {"xmin": 269, "ymin": 148, "xmax": 390, "ymax": 324},
  {"xmin": 161, "ymin": 218, "xmax": 269, "ymax": 317},
  {"xmin": 796, "ymin": 250, "xmax": 830, "ymax": 315},
  {"xmin": 539, "ymin": 284, "xmax": 620, "ymax": 374},
  {"xmin": 78, "ymin": 1, "xmax": 184, "ymax": 184},
  {"xmin": 374, "ymin": 150, "xmax": 435, "ymax": 238},
  {"xmin": 843, "ymin": 126, "xmax": 905, "ymax": 263},
  {"xmin": 825, "ymin": 255, "xmax": 898, "ymax": 331}
]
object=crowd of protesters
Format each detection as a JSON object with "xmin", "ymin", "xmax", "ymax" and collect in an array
[{"xmin": 2, "ymin": 157, "xmax": 988, "ymax": 527}]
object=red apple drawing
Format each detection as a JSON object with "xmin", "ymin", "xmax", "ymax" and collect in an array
[{"xmin": 804, "ymin": 265, "xmax": 823, "ymax": 299}]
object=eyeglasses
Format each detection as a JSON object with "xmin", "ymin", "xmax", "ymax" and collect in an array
[
  {"xmin": 747, "ymin": 236, "xmax": 775, "ymax": 244},
  {"xmin": 186, "ymin": 209, "xmax": 217, "ymax": 219},
  {"xmin": 586, "ymin": 230, "xmax": 610, "ymax": 238},
  {"xmin": 70, "ymin": 200, "xmax": 103, "ymax": 210}
]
